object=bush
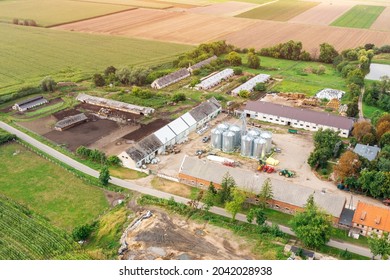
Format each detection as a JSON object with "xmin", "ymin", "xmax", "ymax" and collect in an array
[
  {"xmin": 238, "ymin": 76, "xmax": 248, "ymax": 83},
  {"xmin": 238, "ymin": 90, "xmax": 250, "ymax": 98},
  {"xmin": 254, "ymin": 83, "xmax": 266, "ymax": 91},
  {"xmin": 0, "ymin": 132, "xmax": 16, "ymax": 145},
  {"xmin": 107, "ymin": 155, "xmax": 121, "ymax": 166},
  {"xmin": 40, "ymin": 76, "xmax": 56, "ymax": 92},
  {"xmin": 72, "ymin": 223, "xmax": 96, "ymax": 241},
  {"xmin": 93, "ymin": 73, "xmax": 105, "ymax": 87},
  {"xmin": 233, "ymin": 67, "xmax": 243, "ymax": 75},
  {"xmin": 171, "ymin": 92, "xmax": 186, "ymax": 103}
]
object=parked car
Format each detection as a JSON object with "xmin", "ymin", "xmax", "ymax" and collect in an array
[
  {"xmin": 273, "ymin": 147, "xmax": 281, "ymax": 153},
  {"xmin": 202, "ymin": 136, "xmax": 210, "ymax": 143},
  {"xmin": 195, "ymin": 149, "xmax": 206, "ymax": 156}
]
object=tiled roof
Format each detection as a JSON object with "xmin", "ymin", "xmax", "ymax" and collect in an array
[{"xmin": 352, "ymin": 202, "xmax": 390, "ymax": 232}]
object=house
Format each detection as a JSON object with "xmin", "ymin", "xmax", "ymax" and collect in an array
[
  {"xmin": 352, "ymin": 202, "xmax": 390, "ymax": 238},
  {"xmin": 151, "ymin": 68, "xmax": 190, "ymax": 89},
  {"xmin": 76, "ymin": 93, "xmax": 154, "ymax": 116},
  {"xmin": 315, "ymin": 88, "xmax": 345, "ymax": 100},
  {"xmin": 12, "ymin": 96, "xmax": 48, "ymax": 112},
  {"xmin": 244, "ymin": 101, "xmax": 355, "ymax": 137},
  {"xmin": 187, "ymin": 55, "xmax": 217, "ymax": 74},
  {"xmin": 54, "ymin": 113, "xmax": 88, "ymax": 131},
  {"xmin": 119, "ymin": 98, "xmax": 221, "ymax": 169},
  {"xmin": 178, "ymin": 156, "xmax": 346, "ymax": 223},
  {"xmin": 195, "ymin": 68, "xmax": 234, "ymax": 90},
  {"xmin": 231, "ymin": 74, "xmax": 270, "ymax": 96},
  {"xmin": 353, "ymin": 144, "xmax": 381, "ymax": 161}
]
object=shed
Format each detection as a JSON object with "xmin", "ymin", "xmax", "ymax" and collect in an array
[{"xmin": 353, "ymin": 144, "xmax": 381, "ymax": 161}]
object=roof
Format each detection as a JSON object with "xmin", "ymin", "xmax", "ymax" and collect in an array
[
  {"xmin": 339, "ymin": 208, "xmax": 355, "ymax": 227},
  {"xmin": 76, "ymin": 93, "xmax": 154, "ymax": 115},
  {"xmin": 152, "ymin": 68, "xmax": 190, "ymax": 88},
  {"xmin": 188, "ymin": 55, "xmax": 217, "ymax": 71},
  {"xmin": 352, "ymin": 202, "xmax": 390, "ymax": 232},
  {"xmin": 54, "ymin": 113, "xmax": 88, "ymax": 129},
  {"xmin": 154, "ymin": 125, "xmax": 176, "ymax": 145},
  {"xmin": 232, "ymin": 74, "xmax": 270, "ymax": 94},
  {"xmin": 15, "ymin": 96, "xmax": 48, "ymax": 110},
  {"xmin": 179, "ymin": 156, "xmax": 346, "ymax": 218},
  {"xmin": 168, "ymin": 117, "xmax": 189, "ymax": 135},
  {"xmin": 15, "ymin": 96, "xmax": 46, "ymax": 107},
  {"xmin": 189, "ymin": 97, "xmax": 221, "ymax": 122},
  {"xmin": 126, "ymin": 134, "xmax": 163, "ymax": 163},
  {"xmin": 195, "ymin": 68, "xmax": 234, "ymax": 89},
  {"xmin": 353, "ymin": 144, "xmax": 381, "ymax": 161},
  {"xmin": 181, "ymin": 112, "xmax": 197, "ymax": 127},
  {"xmin": 245, "ymin": 101, "xmax": 354, "ymax": 131},
  {"xmin": 316, "ymin": 88, "xmax": 345, "ymax": 100}
]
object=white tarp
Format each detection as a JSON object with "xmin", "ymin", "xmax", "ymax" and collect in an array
[
  {"xmin": 168, "ymin": 117, "xmax": 189, "ymax": 135},
  {"xmin": 181, "ymin": 112, "xmax": 197, "ymax": 127}
]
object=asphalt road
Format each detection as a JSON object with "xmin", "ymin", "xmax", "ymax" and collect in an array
[{"xmin": 0, "ymin": 121, "xmax": 373, "ymax": 259}]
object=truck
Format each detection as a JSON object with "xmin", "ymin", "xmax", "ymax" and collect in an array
[{"xmin": 278, "ymin": 169, "xmax": 295, "ymax": 178}]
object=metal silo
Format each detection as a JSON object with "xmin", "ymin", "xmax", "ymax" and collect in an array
[
  {"xmin": 222, "ymin": 131, "xmax": 235, "ymax": 153},
  {"xmin": 260, "ymin": 131, "xmax": 272, "ymax": 153},
  {"xmin": 240, "ymin": 135, "xmax": 253, "ymax": 157},
  {"xmin": 247, "ymin": 129, "xmax": 260, "ymax": 138},
  {"xmin": 217, "ymin": 123, "xmax": 229, "ymax": 132},
  {"xmin": 211, "ymin": 128, "xmax": 223, "ymax": 150},
  {"xmin": 253, "ymin": 137, "xmax": 267, "ymax": 159},
  {"xmin": 228, "ymin": 125, "xmax": 241, "ymax": 147}
]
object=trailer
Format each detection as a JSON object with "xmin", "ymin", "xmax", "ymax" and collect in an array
[{"xmin": 288, "ymin": 129, "xmax": 298, "ymax": 134}]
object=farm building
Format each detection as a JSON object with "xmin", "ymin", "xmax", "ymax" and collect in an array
[
  {"xmin": 151, "ymin": 68, "xmax": 190, "ymax": 89},
  {"xmin": 231, "ymin": 74, "xmax": 270, "ymax": 96},
  {"xmin": 353, "ymin": 144, "xmax": 381, "ymax": 161},
  {"xmin": 54, "ymin": 113, "xmax": 88, "ymax": 131},
  {"xmin": 178, "ymin": 156, "xmax": 346, "ymax": 223},
  {"xmin": 315, "ymin": 88, "xmax": 345, "ymax": 100},
  {"xmin": 195, "ymin": 68, "xmax": 234, "ymax": 90},
  {"xmin": 244, "ymin": 101, "xmax": 354, "ymax": 137},
  {"xmin": 187, "ymin": 55, "xmax": 217, "ymax": 73},
  {"xmin": 12, "ymin": 96, "xmax": 48, "ymax": 112},
  {"xmin": 119, "ymin": 98, "xmax": 221, "ymax": 169},
  {"xmin": 76, "ymin": 93, "xmax": 154, "ymax": 116},
  {"xmin": 351, "ymin": 202, "xmax": 390, "ymax": 238}
]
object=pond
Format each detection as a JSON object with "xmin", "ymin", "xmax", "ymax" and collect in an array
[{"xmin": 365, "ymin": 63, "xmax": 390, "ymax": 81}]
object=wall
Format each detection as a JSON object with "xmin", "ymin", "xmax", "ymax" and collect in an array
[{"xmin": 352, "ymin": 222, "xmax": 389, "ymax": 238}]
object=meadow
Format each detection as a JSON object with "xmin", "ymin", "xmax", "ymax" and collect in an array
[
  {"xmin": 0, "ymin": 142, "xmax": 109, "ymax": 231},
  {"xmin": 331, "ymin": 5, "xmax": 385, "ymax": 29},
  {"xmin": 0, "ymin": 24, "xmax": 192, "ymax": 96},
  {"xmin": 236, "ymin": 0, "xmax": 319, "ymax": 21}
]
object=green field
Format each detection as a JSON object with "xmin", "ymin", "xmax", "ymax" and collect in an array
[
  {"xmin": 331, "ymin": 5, "xmax": 385, "ymax": 29},
  {"xmin": 242, "ymin": 55, "xmax": 347, "ymax": 95},
  {"xmin": 0, "ymin": 143, "xmax": 109, "ymax": 231},
  {"xmin": 362, "ymin": 101, "xmax": 386, "ymax": 119},
  {"xmin": 372, "ymin": 53, "xmax": 390, "ymax": 65},
  {"xmin": 0, "ymin": 0, "xmax": 134, "ymax": 27},
  {"xmin": 236, "ymin": 0, "xmax": 319, "ymax": 21},
  {"xmin": 0, "ymin": 195, "xmax": 86, "ymax": 260},
  {"xmin": 0, "ymin": 24, "xmax": 192, "ymax": 96}
]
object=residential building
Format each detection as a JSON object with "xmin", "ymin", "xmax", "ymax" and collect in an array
[
  {"xmin": 353, "ymin": 144, "xmax": 381, "ymax": 161},
  {"xmin": 352, "ymin": 202, "xmax": 390, "ymax": 238}
]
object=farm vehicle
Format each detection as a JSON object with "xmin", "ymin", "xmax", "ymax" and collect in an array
[
  {"xmin": 278, "ymin": 169, "xmax": 295, "ymax": 178},
  {"xmin": 257, "ymin": 160, "xmax": 275, "ymax": 173}
]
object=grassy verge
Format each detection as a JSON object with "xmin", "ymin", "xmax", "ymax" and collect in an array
[{"xmin": 151, "ymin": 177, "xmax": 197, "ymax": 198}]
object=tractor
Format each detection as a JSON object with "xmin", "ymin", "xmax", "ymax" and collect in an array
[
  {"xmin": 278, "ymin": 169, "xmax": 295, "ymax": 178},
  {"xmin": 263, "ymin": 165, "xmax": 275, "ymax": 173}
]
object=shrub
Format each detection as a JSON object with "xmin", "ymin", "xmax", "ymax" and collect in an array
[
  {"xmin": 171, "ymin": 92, "xmax": 186, "ymax": 103},
  {"xmin": 72, "ymin": 223, "xmax": 96, "ymax": 241},
  {"xmin": 233, "ymin": 67, "xmax": 242, "ymax": 75},
  {"xmin": 93, "ymin": 73, "xmax": 105, "ymax": 87},
  {"xmin": 238, "ymin": 90, "xmax": 250, "ymax": 98}
]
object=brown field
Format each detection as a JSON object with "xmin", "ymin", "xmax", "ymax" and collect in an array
[
  {"xmin": 288, "ymin": 2, "xmax": 355, "ymax": 25},
  {"xmin": 187, "ymin": 1, "xmax": 259, "ymax": 16},
  {"xmin": 123, "ymin": 119, "xmax": 169, "ymax": 142},
  {"xmin": 54, "ymin": 8, "xmax": 390, "ymax": 53},
  {"xmin": 370, "ymin": 6, "xmax": 390, "ymax": 31}
]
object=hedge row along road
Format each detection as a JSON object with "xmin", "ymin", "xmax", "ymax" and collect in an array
[{"xmin": 0, "ymin": 121, "xmax": 373, "ymax": 259}]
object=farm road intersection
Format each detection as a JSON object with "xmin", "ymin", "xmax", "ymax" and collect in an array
[{"xmin": 0, "ymin": 121, "xmax": 373, "ymax": 259}]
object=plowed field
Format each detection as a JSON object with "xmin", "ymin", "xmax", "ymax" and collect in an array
[
  {"xmin": 370, "ymin": 6, "xmax": 390, "ymax": 31},
  {"xmin": 187, "ymin": 1, "xmax": 259, "ymax": 16}
]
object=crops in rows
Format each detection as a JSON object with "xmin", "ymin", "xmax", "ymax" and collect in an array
[
  {"xmin": 331, "ymin": 5, "xmax": 385, "ymax": 29},
  {"xmin": 0, "ymin": 195, "xmax": 83, "ymax": 260}
]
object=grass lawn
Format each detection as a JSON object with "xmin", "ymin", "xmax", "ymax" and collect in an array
[
  {"xmin": 241, "ymin": 55, "xmax": 346, "ymax": 96},
  {"xmin": 331, "ymin": 5, "xmax": 385, "ymax": 29},
  {"xmin": 109, "ymin": 166, "xmax": 147, "ymax": 180},
  {"xmin": 0, "ymin": 142, "xmax": 109, "ymax": 232},
  {"xmin": 362, "ymin": 101, "xmax": 386, "ymax": 119},
  {"xmin": 0, "ymin": 24, "xmax": 192, "ymax": 96},
  {"xmin": 0, "ymin": 0, "xmax": 133, "ymax": 27},
  {"xmin": 372, "ymin": 53, "xmax": 390, "ymax": 65},
  {"xmin": 236, "ymin": 0, "xmax": 319, "ymax": 21}
]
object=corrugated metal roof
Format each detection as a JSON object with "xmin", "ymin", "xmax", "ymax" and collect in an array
[
  {"xmin": 189, "ymin": 98, "xmax": 221, "ymax": 122},
  {"xmin": 181, "ymin": 112, "xmax": 197, "ymax": 127},
  {"xmin": 55, "ymin": 113, "xmax": 87, "ymax": 129},
  {"xmin": 245, "ymin": 101, "xmax": 354, "ymax": 131},
  {"xmin": 188, "ymin": 55, "xmax": 217, "ymax": 71},
  {"xmin": 152, "ymin": 68, "xmax": 190, "ymax": 88},
  {"xmin": 16, "ymin": 96, "xmax": 46, "ymax": 107},
  {"xmin": 179, "ymin": 156, "xmax": 345, "ymax": 218},
  {"xmin": 232, "ymin": 74, "xmax": 270, "ymax": 95},
  {"xmin": 353, "ymin": 144, "xmax": 381, "ymax": 161},
  {"xmin": 168, "ymin": 117, "xmax": 189, "ymax": 135},
  {"xmin": 154, "ymin": 125, "xmax": 176, "ymax": 144}
]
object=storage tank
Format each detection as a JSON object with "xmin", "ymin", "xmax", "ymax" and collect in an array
[
  {"xmin": 240, "ymin": 135, "xmax": 253, "ymax": 157},
  {"xmin": 228, "ymin": 125, "xmax": 241, "ymax": 147},
  {"xmin": 217, "ymin": 123, "xmax": 229, "ymax": 132},
  {"xmin": 211, "ymin": 128, "xmax": 223, "ymax": 150},
  {"xmin": 260, "ymin": 131, "xmax": 272, "ymax": 153},
  {"xmin": 247, "ymin": 129, "xmax": 260, "ymax": 138},
  {"xmin": 222, "ymin": 131, "xmax": 235, "ymax": 153},
  {"xmin": 252, "ymin": 137, "xmax": 267, "ymax": 159}
]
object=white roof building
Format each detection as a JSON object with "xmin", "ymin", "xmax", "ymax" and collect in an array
[
  {"xmin": 231, "ymin": 74, "xmax": 270, "ymax": 96},
  {"xmin": 315, "ymin": 88, "xmax": 345, "ymax": 100},
  {"xmin": 195, "ymin": 68, "xmax": 234, "ymax": 90}
]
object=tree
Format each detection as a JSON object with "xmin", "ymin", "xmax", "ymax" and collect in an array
[
  {"xmin": 319, "ymin": 43, "xmax": 338, "ymax": 63},
  {"xmin": 218, "ymin": 172, "xmax": 236, "ymax": 204},
  {"xmin": 258, "ymin": 178, "xmax": 273, "ymax": 209},
  {"xmin": 40, "ymin": 76, "xmax": 56, "ymax": 92},
  {"xmin": 247, "ymin": 52, "xmax": 260, "ymax": 69},
  {"xmin": 203, "ymin": 182, "xmax": 217, "ymax": 212},
  {"xmin": 359, "ymin": 170, "xmax": 390, "ymax": 198},
  {"xmin": 93, "ymin": 73, "xmax": 105, "ymax": 87},
  {"xmin": 247, "ymin": 208, "xmax": 267, "ymax": 226},
  {"xmin": 107, "ymin": 155, "xmax": 121, "ymax": 166},
  {"xmin": 188, "ymin": 189, "xmax": 204, "ymax": 209},
  {"xmin": 233, "ymin": 67, "xmax": 243, "ymax": 75},
  {"xmin": 225, "ymin": 188, "xmax": 246, "ymax": 221},
  {"xmin": 368, "ymin": 233, "xmax": 390, "ymax": 259},
  {"xmin": 352, "ymin": 121, "xmax": 374, "ymax": 142},
  {"xmin": 347, "ymin": 69, "xmax": 365, "ymax": 87},
  {"xmin": 227, "ymin": 51, "xmax": 242, "ymax": 66},
  {"xmin": 72, "ymin": 224, "xmax": 95, "ymax": 241},
  {"xmin": 99, "ymin": 165, "xmax": 111, "ymax": 186},
  {"xmin": 254, "ymin": 82, "xmax": 266, "ymax": 91},
  {"xmin": 376, "ymin": 121, "xmax": 390, "ymax": 141},
  {"xmin": 116, "ymin": 67, "xmax": 130, "ymax": 85},
  {"xmin": 346, "ymin": 101, "xmax": 359, "ymax": 118},
  {"xmin": 380, "ymin": 132, "xmax": 390, "ymax": 148},
  {"xmin": 104, "ymin": 66, "xmax": 117, "ymax": 76},
  {"xmin": 238, "ymin": 90, "xmax": 250, "ymax": 98},
  {"xmin": 333, "ymin": 151, "xmax": 361, "ymax": 181},
  {"xmin": 289, "ymin": 195, "xmax": 333, "ymax": 248}
]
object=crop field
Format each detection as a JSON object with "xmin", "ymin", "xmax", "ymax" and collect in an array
[
  {"xmin": 0, "ymin": 143, "xmax": 109, "ymax": 231},
  {"xmin": 0, "ymin": 24, "xmax": 192, "ymax": 96},
  {"xmin": 187, "ymin": 1, "xmax": 259, "ymax": 16},
  {"xmin": 0, "ymin": 195, "xmax": 86, "ymax": 260},
  {"xmin": 370, "ymin": 6, "xmax": 390, "ymax": 31},
  {"xmin": 331, "ymin": 5, "xmax": 385, "ymax": 29},
  {"xmin": 0, "ymin": 0, "xmax": 135, "ymax": 27},
  {"xmin": 236, "ymin": 0, "xmax": 319, "ymax": 21},
  {"xmin": 288, "ymin": 2, "xmax": 355, "ymax": 26},
  {"xmin": 75, "ymin": 0, "xmax": 173, "ymax": 9}
]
